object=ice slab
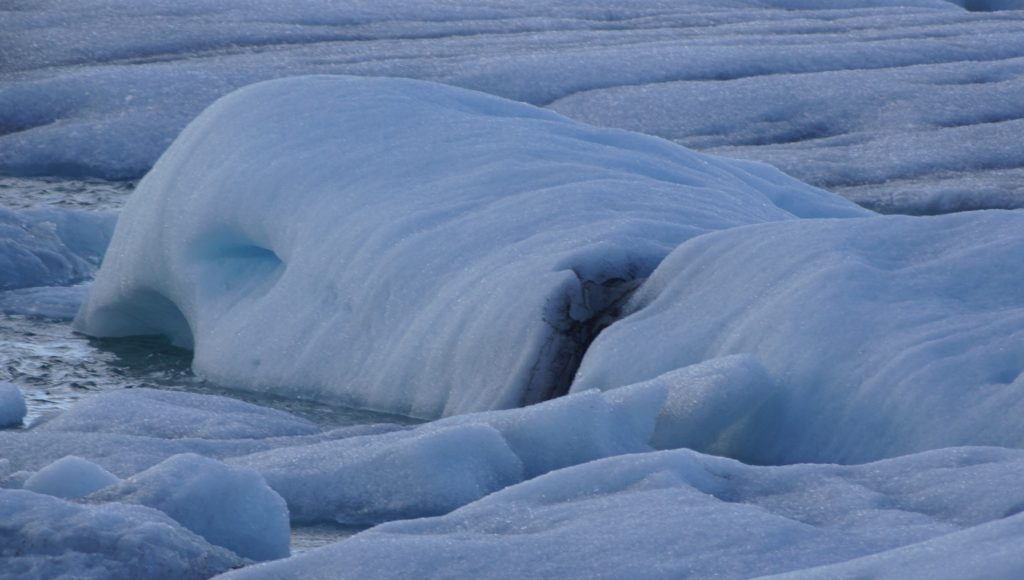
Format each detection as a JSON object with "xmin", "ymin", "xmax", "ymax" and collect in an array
[
  {"xmin": 0, "ymin": 488, "xmax": 243, "ymax": 578},
  {"xmin": 34, "ymin": 387, "xmax": 320, "ymax": 440},
  {"xmin": 92, "ymin": 453, "xmax": 290, "ymax": 561},
  {"xmin": 219, "ymin": 446, "xmax": 1024, "ymax": 579}
]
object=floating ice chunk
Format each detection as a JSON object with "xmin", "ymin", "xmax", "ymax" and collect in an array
[
  {"xmin": 91, "ymin": 453, "xmax": 289, "ymax": 561},
  {"xmin": 0, "ymin": 488, "xmax": 243, "ymax": 578},
  {"xmin": 0, "ymin": 285, "xmax": 90, "ymax": 320},
  {"xmin": 231, "ymin": 423, "xmax": 523, "ymax": 525},
  {"xmin": 0, "ymin": 382, "xmax": 27, "ymax": 427},
  {"xmin": 35, "ymin": 387, "xmax": 319, "ymax": 440},
  {"xmin": 0, "ymin": 207, "xmax": 116, "ymax": 291},
  {"xmin": 74, "ymin": 75, "xmax": 866, "ymax": 418},
  {"xmin": 0, "ymin": 423, "xmax": 402, "ymax": 480},
  {"xmin": 220, "ymin": 446, "xmax": 1024, "ymax": 579},
  {"xmin": 22, "ymin": 455, "xmax": 119, "ymax": 498},
  {"xmin": 575, "ymin": 210, "xmax": 1024, "ymax": 464}
]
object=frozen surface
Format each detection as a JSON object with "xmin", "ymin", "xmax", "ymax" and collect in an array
[
  {"xmin": 0, "ymin": 207, "xmax": 115, "ymax": 291},
  {"xmin": 221, "ymin": 446, "xmax": 1024, "ymax": 579},
  {"xmin": 3, "ymin": 0, "xmax": 1024, "ymax": 212},
  {"xmin": 92, "ymin": 453, "xmax": 290, "ymax": 561},
  {"xmin": 232, "ymin": 424, "xmax": 522, "ymax": 525},
  {"xmin": 0, "ymin": 488, "xmax": 243, "ymax": 579},
  {"xmin": 0, "ymin": 382, "xmax": 27, "ymax": 427},
  {"xmin": 22, "ymin": 455, "xmax": 119, "ymax": 498},
  {"xmin": 0, "ymin": 285, "xmax": 90, "ymax": 320},
  {"xmin": 34, "ymin": 387, "xmax": 320, "ymax": 439},
  {"xmin": 74, "ymin": 74, "xmax": 866, "ymax": 418},
  {"xmin": 575, "ymin": 210, "xmax": 1024, "ymax": 464}
]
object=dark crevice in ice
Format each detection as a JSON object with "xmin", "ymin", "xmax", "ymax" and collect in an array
[{"xmin": 521, "ymin": 269, "xmax": 644, "ymax": 407}]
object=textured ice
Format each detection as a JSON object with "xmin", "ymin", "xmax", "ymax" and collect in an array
[
  {"xmin": 34, "ymin": 387, "xmax": 319, "ymax": 440},
  {"xmin": 0, "ymin": 207, "xmax": 115, "ymax": 290},
  {"xmin": 221, "ymin": 446, "xmax": 1024, "ymax": 579},
  {"xmin": 22, "ymin": 455, "xmax": 119, "ymax": 498},
  {"xmin": 74, "ymin": 74, "xmax": 866, "ymax": 418},
  {"xmin": 0, "ymin": 382, "xmax": 27, "ymax": 427},
  {"xmin": 3, "ymin": 1, "xmax": 1023, "ymax": 212},
  {"xmin": 575, "ymin": 210, "xmax": 1024, "ymax": 465},
  {"xmin": 0, "ymin": 488, "xmax": 243, "ymax": 579},
  {"xmin": 230, "ymin": 386, "xmax": 664, "ymax": 523},
  {"xmin": 0, "ymin": 284, "xmax": 90, "ymax": 320},
  {"xmin": 231, "ymin": 423, "xmax": 522, "ymax": 525},
  {"xmin": 91, "ymin": 453, "xmax": 290, "ymax": 561}
]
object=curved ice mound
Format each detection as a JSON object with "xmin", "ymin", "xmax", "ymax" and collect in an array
[
  {"xmin": 574, "ymin": 210, "xmax": 1024, "ymax": 464},
  {"xmin": 74, "ymin": 75, "xmax": 867, "ymax": 418}
]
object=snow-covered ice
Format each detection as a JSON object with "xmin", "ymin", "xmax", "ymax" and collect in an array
[
  {"xmin": 3, "ymin": 0, "xmax": 1023, "ymax": 212},
  {"xmin": 91, "ymin": 453, "xmax": 290, "ymax": 561},
  {"xmin": 0, "ymin": 488, "xmax": 243, "ymax": 579},
  {"xmin": 34, "ymin": 387, "xmax": 319, "ymax": 440},
  {"xmin": 0, "ymin": 382, "xmax": 27, "ymax": 427},
  {"xmin": 231, "ymin": 424, "xmax": 522, "ymax": 525},
  {"xmin": 22, "ymin": 455, "xmax": 119, "ymax": 498},
  {"xmin": 74, "ymin": 74, "xmax": 866, "ymax": 418},
  {"xmin": 220, "ymin": 446, "xmax": 1024, "ymax": 579},
  {"xmin": 0, "ymin": 207, "xmax": 115, "ymax": 291},
  {"xmin": 574, "ymin": 210, "xmax": 1024, "ymax": 465}
]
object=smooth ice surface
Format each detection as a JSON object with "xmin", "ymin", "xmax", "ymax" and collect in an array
[
  {"xmin": 22, "ymin": 455, "xmax": 119, "ymax": 498},
  {"xmin": 221, "ymin": 446, "xmax": 1024, "ymax": 579},
  {"xmin": 0, "ymin": 382, "xmax": 27, "ymax": 427},
  {"xmin": 231, "ymin": 424, "xmax": 523, "ymax": 525},
  {"xmin": 574, "ymin": 210, "xmax": 1024, "ymax": 464},
  {"xmin": 74, "ymin": 75, "xmax": 866, "ymax": 418},
  {"xmin": 3, "ymin": 0, "xmax": 1023, "ymax": 212},
  {"xmin": 0, "ymin": 207, "xmax": 115, "ymax": 290},
  {"xmin": 34, "ymin": 387, "xmax": 320, "ymax": 440},
  {"xmin": 0, "ymin": 488, "xmax": 243, "ymax": 579},
  {"xmin": 91, "ymin": 453, "xmax": 290, "ymax": 561}
]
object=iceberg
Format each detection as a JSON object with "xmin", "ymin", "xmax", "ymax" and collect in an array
[{"xmin": 74, "ymin": 75, "xmax": 866, "ymax": 418}]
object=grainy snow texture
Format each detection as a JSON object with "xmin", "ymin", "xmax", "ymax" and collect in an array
[
  {"xmin": 220, "ymin": 447, "xmax": 1024, "ymax": 580},
  {"xmin": 3, "ymin": 0, "xmax": 1023, "ymax": 212},
  {"xmin": 73, "ymin": 75, "xmax": 866, "ymax": 418},
  {"xmin": 573, "ymin": 211, "xmax": 1024, "ymax": 465},
  {"xmin": 0, "ymin": 488, "xmax": 244, "ymax": 579},
  {"xmin": 91, "ymin": 453, "xmax": 290, "ymax": 561}
]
